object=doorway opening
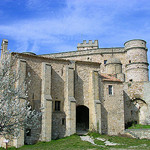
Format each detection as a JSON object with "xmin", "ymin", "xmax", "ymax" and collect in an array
[{"xmin": 76, "ymin": 105, "xmax": 89, "ymax": 132}]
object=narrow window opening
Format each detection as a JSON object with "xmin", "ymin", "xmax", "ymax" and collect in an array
[
  {"xmin": 129, "ymin": 79, "xmax": 133, "ymax": 82},
  {"xmin": 55, "ymin": 101, "xmax": 60, "ymax": 111},
  {"xmin": 62, "ymin": 118, "xmax": 65, "ymax": 125},
  {"xmin": 129, "ymin": 60, "xmax": 131, "ymax": 63},
  {"xmin": 108, "ymin": 85, "xmax": 113, "ymax": 95},
  {"xmin": 32, "ymin": 93, "xmax": 34, "ymax": 100},
  {"xmin": 61, "ymin": 67, "xmax": 64, "ymax": 76},
  {"xmin": 104, "ymin": 60, "xmax": 107, "ymax": 64}
]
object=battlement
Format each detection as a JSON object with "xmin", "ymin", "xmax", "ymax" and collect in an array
[{"xmin": 77, "ymin": 40, "xmax": 99, "ymax": 50}]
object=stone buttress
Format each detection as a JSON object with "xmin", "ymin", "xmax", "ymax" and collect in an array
[
  {"xmin": 89, "ymin": 71, "xmax": 101, "ymax": 133},
  {"xmin": 41, "ymin": 63, "xmax": 52, "ymax": 141},
  {"xmin": 64, "ymin": 63, "xmax": 76, "ymax": 136},
  {"xmin": 13, "ymin": 59, "xmax": 27, "ymax": 148}
]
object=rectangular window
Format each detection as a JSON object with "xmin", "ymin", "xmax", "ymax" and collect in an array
[
  {"xmin": 108, "ymin": 85, "xmax": 113, "ymax": 95},
  {"xmin": 104, "ymin": 60, "xmax": 107, "ymax": 64},
  {"xmin": 55, "ymin": 101, "xmax": 60, "ymax": 111},
  {"xmin": 62, "ymin": 118, "xmax": 65, "ymax": 125}
]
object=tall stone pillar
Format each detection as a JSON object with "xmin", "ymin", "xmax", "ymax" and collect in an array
[
  {"xmin": 64, "ymin": 66, "xmax": 76, "ymax": 136},
  {"xmin": 89, "ymin": 71, "xmax": 101, "ymax": 133},
  {"xmin": 41, "ymin": 63, "xmax": 52, "ymax": 141}
]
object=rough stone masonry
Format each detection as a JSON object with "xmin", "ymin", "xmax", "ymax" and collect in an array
[{"xmin": 0, "ymin": 39, "xmax": 150, "ymax": 148}]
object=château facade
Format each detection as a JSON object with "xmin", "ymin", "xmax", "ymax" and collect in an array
[{"xmin": 1, "ymin": 39, "xmax": 150, "ymax": 147}]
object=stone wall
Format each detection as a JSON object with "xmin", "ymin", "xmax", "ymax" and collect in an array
[
  {"xmin": 75, "ymin": 62, "xmax": 100, "ymax": 107},
  {"xmin": 25, "ymin": 126, "xmax": 41, "ymax": 145},
  {"xmin": 15, "ymin": 54, "xmax": 71, "ymax": 143},
  {"xmin": 52, "ymin": 112, "xmax": 66, "ymax": 139},
  {"xmin": 143, "ymin": 82, "xmax": 150, "ymax": 124},
  {"xmin": 101, "ymin": 81, "xmax": 124, "ymax": 135},
  {"xmin": 42, "ymin": 39, "xmax": 149, "ymax": 84},
  {"xmin": 42, "ymin": 48, "xmax": 126, "ymax": 75},
  {"xmin": 16, "ymin": 53, "xmax": 103, "ymax": 142},
  {"xmin": 126, "ymin": 65, "xmax": 149, "ymax": 82},
  {"xmin": 124, "ymin": 81, "xmax": 150, "ymax": 126}
]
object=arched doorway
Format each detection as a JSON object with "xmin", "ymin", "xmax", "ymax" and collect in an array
[{"xmin": 76, "ymin": 105, "xmax": 89, "ymax": 132}]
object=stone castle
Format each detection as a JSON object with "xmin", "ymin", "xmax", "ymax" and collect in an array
[{"xmin": 1, "ymin": 39, "xmax": 150, "ymax": 147}]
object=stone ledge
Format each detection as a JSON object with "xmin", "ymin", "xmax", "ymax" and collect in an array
[
  {"xmin": 125, "ymin": 47, "xmax": 147, "ymax": 51},
  {"xmin": 40, "ymin": 48, "xmax": 125, "ymax": 58},
  {"xmin": 126, "ymin": 62, "xmax": 149, "ymax": 66},
  {"xmin": 125, "ymin": 129, "xmax": 150, "ymax": 139}
]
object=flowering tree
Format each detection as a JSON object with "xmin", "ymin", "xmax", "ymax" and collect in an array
[{"xmin": 0, "ymin": 48, "xmax": 41, "ymax": 141}]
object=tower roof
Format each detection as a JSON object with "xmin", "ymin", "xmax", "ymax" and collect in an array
[{"xmin": 106, "ymin": 57, "xmax": 121, "ymax": 65}]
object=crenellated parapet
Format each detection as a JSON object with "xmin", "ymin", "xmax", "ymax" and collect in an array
[{"xmin": 77, "ymin": 40, "xmax": 99, "ymax": 50}]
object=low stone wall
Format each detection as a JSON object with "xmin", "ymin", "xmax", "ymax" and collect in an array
[
  {"xmin": 125, "ymin": 129, "xmax": 150, "ymax": 139},
  {"xmin": 52, "ymin": 112, "xmax": 66, "ymax": 140}
]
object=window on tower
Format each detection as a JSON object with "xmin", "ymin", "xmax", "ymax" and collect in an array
[{"xmin": 104, "ymin": 60, "xmax": 107, "ymax": 64}]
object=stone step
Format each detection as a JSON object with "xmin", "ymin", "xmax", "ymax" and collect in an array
[{"xmin": 76, "ymin": 130, "xmax": 88, "ymax": 136}]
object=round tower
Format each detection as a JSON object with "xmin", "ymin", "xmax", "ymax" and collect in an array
[
  {"xmin": 125, "ymin": 39, "xmax": 149, "ymax": 82},
  {"xmin": 106, "ymin": 57, "xmax": 122, "ymax": 74}
]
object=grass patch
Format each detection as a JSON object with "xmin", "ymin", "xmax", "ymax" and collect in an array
[
  {"xmin": 1, "ymin": 132, "xmax": 150, "ymax": 150},
  {"xmin": 128, "ymin": 124, "xmax": 150, "ymax": 129},
  {"xmin": 0, "ymin": 135, "xmax": 98, "ymax": 150}
]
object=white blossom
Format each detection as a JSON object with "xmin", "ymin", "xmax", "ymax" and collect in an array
[{"xmin": 0, "ymin": 49, "xmax": 41, "ymax": 140}]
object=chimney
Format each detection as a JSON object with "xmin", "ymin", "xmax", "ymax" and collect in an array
[
  {"xmin": 1, "ymin": 39, "xmax": 8, "ymax": 59},
  {"xmin": 1, "ymin": 39, "xmax": 8, "ymax": 51}
]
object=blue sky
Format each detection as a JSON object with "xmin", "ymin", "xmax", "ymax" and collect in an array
[{"xmin": 0, "ymin": 0, "xmax": 150, "ymax": 71}]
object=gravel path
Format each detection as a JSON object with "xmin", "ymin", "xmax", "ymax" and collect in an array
[
  {"xmin": 80, "ymin": 136, "xmax": 96, "ymax": 145},
  {"xmin": 80, "ymin": 135, "xmax": 120, "ymax": 147}
]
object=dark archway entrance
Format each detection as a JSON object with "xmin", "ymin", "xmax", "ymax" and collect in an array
[{"xmin": 76, "ymin": 105, "xmax": 89, "ymax": 132}]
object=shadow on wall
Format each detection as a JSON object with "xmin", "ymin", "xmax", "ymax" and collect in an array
[
  {"xmin": 101, "ymin": 104, "xmax": 108, "ymax": 134},
  {"xmin": 52, "ymin": 112, "xmax": 66, "ymax": 140},
  {"xmin": 51, "ymin": 69, "xmax": 66, "ymax": 140},
  {"xmin": 123, "ymin": 91, "xmax": 139, "ymax": 128},
  {"xmin": 99, "ymin": 77, "xmax": 108, "ymax": 135},
  {"xmin": 74, "ymin": 70, "xmax": 84, "ymax": 106},
  {"xmin": 51, "ymin": 68, "xmax": 65, "ymax": 101},
  {"xmin": 25, "ymin": 63, "xmax": 42, "ymax": 145}
]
